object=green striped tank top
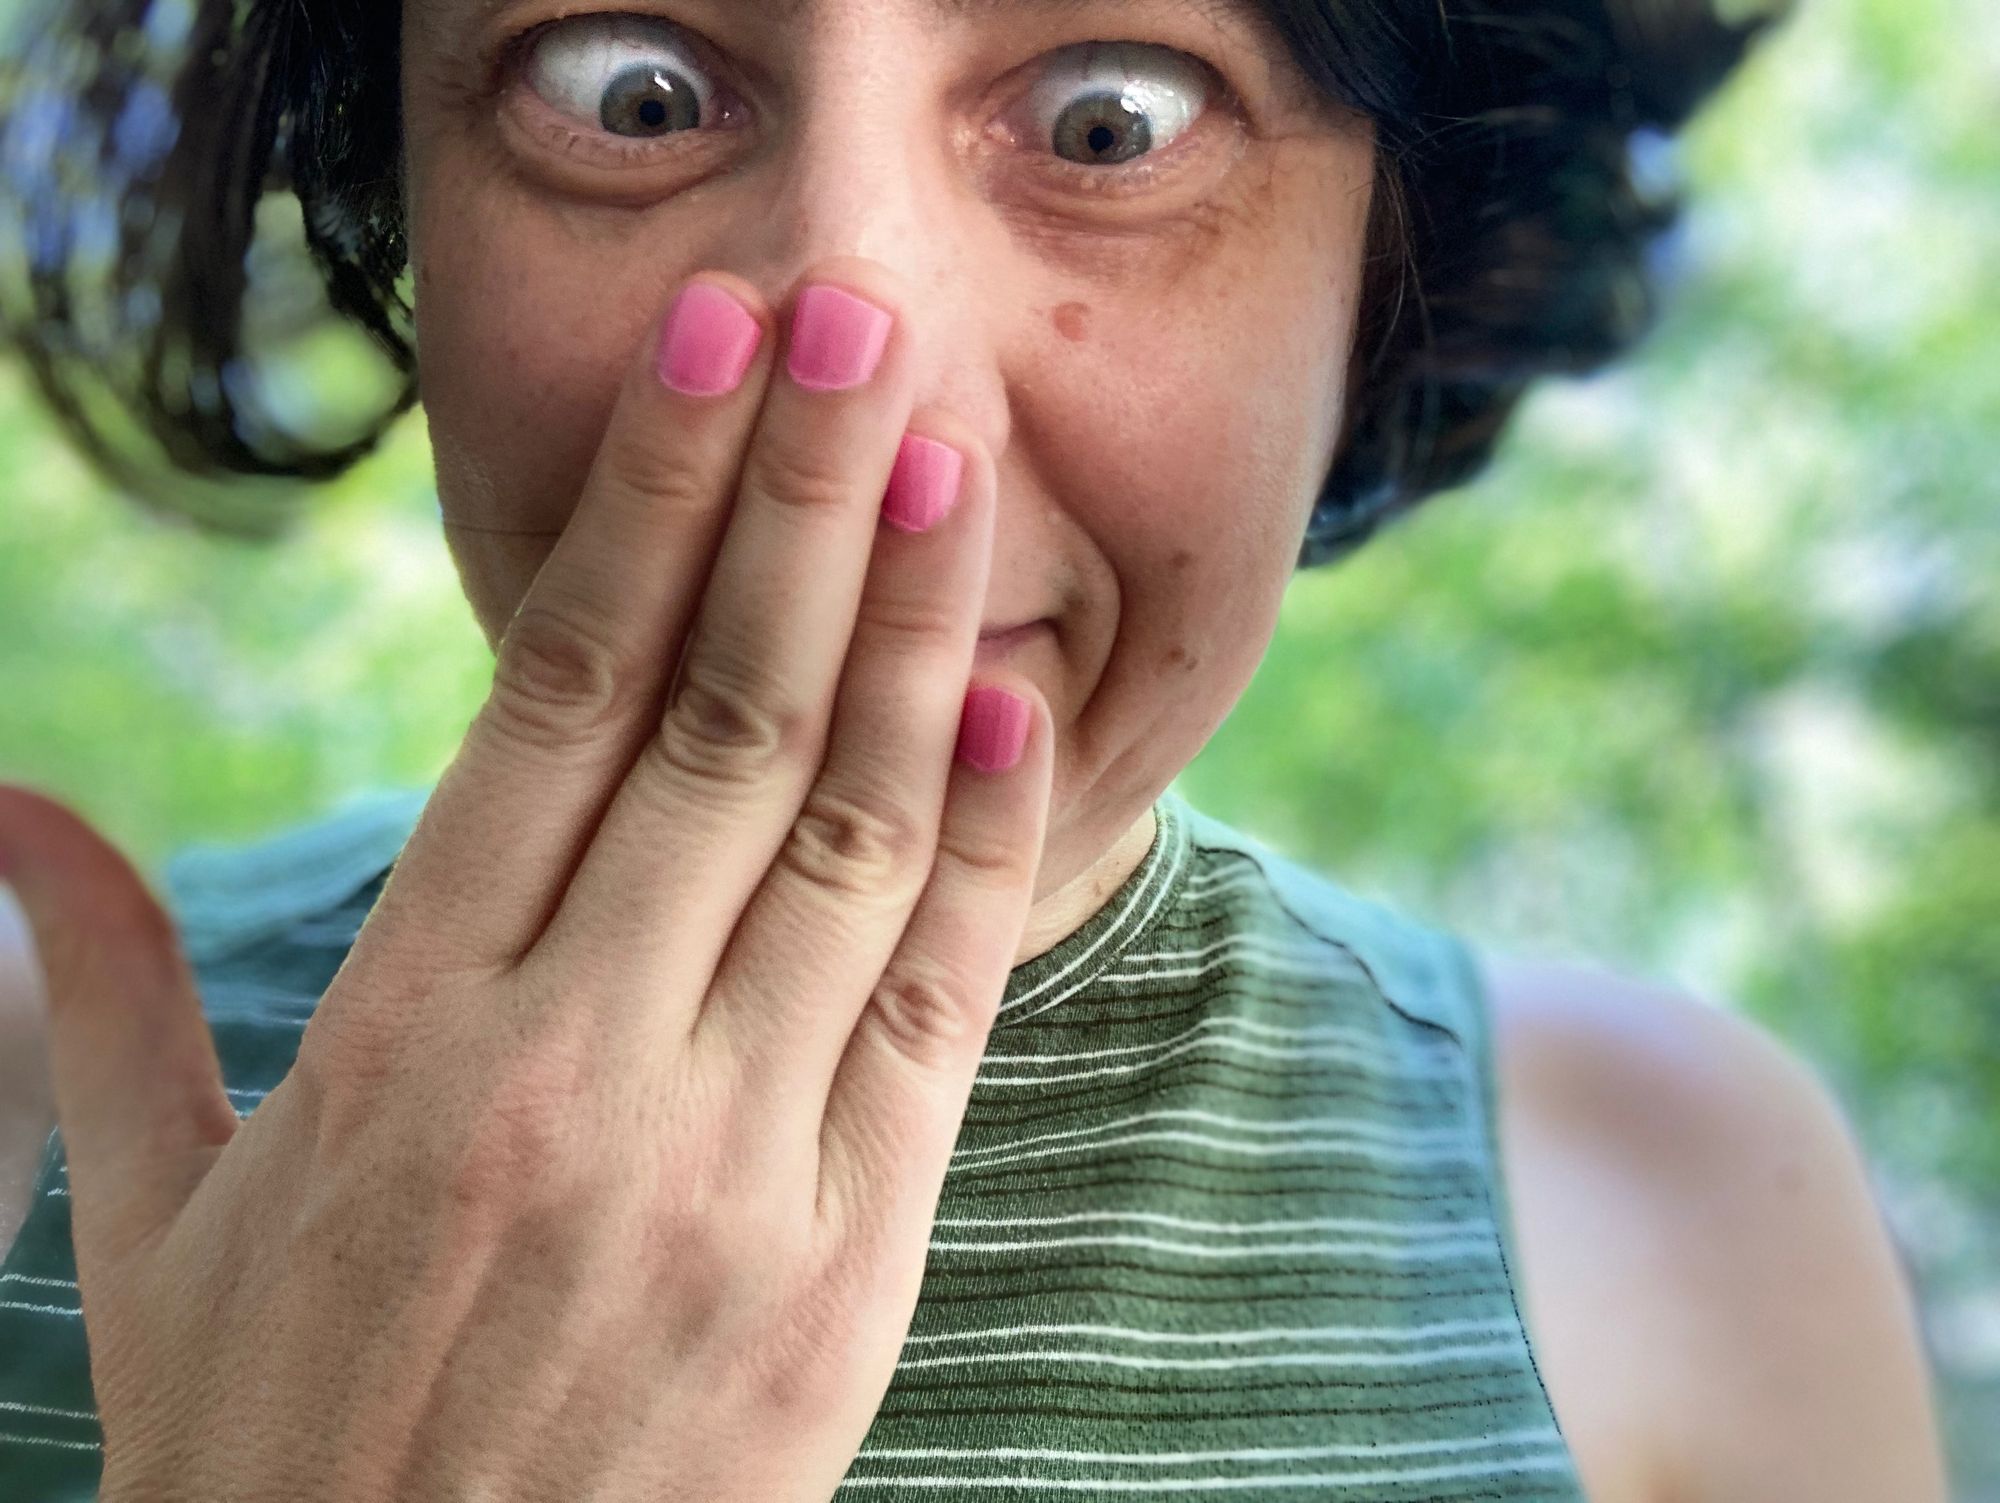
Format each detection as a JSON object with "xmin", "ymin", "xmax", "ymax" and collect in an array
[{"xmin": 1, "ymin": 783, "xmax": 1587, "ymax": 1499}]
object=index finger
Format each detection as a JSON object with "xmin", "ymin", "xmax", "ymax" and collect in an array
[{"xmin": 370, "ymin": 273, "xmax": 778, "ymax": 977}]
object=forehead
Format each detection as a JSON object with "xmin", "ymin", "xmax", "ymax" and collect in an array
[{"xmin": 439, "ymin": 0, "xmax": 1282, "ymax": 51}]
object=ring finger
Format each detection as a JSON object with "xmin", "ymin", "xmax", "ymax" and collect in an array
[{"xmin": 695, "ymin": 413, "xmax": 994, "ymax": 1117}]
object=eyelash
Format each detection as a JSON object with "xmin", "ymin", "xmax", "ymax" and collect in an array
[{"xmin": 494, "ymin": 16, "xmax": 1233, "ymax": 196}]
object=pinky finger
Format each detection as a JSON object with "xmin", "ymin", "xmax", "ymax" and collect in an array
[{"xmin": 813, "ymin": 678, "xmax": 1051, "ymax": 1259}]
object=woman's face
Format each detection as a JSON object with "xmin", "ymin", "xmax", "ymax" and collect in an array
[{"xmin": 399, "ymin": 0, "xmax": 1375, "ymax": 921}]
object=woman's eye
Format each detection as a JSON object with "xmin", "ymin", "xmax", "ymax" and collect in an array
[
  {"xmin": 521, "ymin": 15, "xmax": 720, "ymax": 138},
  {"xmin": 1025, "ymin": 42, "xmax": 1210, "ymax": 169},
  {"xmin": 509, "ymin": 21, "xmax": 1213, "ymax": 184}
]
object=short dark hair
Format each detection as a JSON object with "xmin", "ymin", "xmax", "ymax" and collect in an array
[{"xmin": 0, "ymin": 0, "xmax": 1787, "ymax": 567}]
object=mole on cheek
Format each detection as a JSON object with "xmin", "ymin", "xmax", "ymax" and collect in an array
[{"xmin": 1052, "ymin": 302, "xmax": 1091, "ymax": 342}]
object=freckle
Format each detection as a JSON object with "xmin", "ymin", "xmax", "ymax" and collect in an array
[
  {"xmin": 1169, "ymin": 550, "xmax": 1193, "ymax": 571},
  {"xmin": 1164, "ymin": 644, "xmax": 1197, "ymax": 672},
  {"xmin": 1052, "ymin": 301, "xmax": 1091, "ymax": 342}
]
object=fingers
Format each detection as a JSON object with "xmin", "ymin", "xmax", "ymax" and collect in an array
[
  {"xmin": 367, "ymin": 272, "xmax": 780, "ymax": 977},
  {"xmin": 522, "ymin": 259, "xmax": 922, "ymax": 1008},
  {"xmin": 0, "ymin": 784, "xmax": 238, "ymax": 1267},
  {"xmin": 690, "ymin": 411, "xmax": 994, "ymax": 1103},
  {"xmin": 811, "ymin": 681, "xmax": 1051, "ymax": 1256}
]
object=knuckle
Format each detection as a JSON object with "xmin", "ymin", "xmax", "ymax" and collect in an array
[
  {"xmin": 441, "ymin": 1068, "xmax": 580, "ymax": 1209},
  {"xmin": 859, "ymin": 593, "xmax": 964, "ymax": 655},
  {"xmin": 292, "ymin": 1016, "xmax": 380, "ymax": 1127},
  {"xmin": 780, "ymin": 785, "xmax": 929, "ymax": 901},
  {"xmin": 411, "ymin": 1025, "xmax": 595, "ymax": 1212},
  {"xmin": 489, "ymin": 600, "xmax": 638, "ymax": 749},
  {"xmin": 292, "ymin": 996, "xmax": 428, "ymax": 1157},
  {"xmin": 938, "ymin": 817, "xmax": 1034, "ymax": 888},
  {"xmin": 603, "ymin": 434, "xmax": 719, "ymax": 524},
  {"xmin": 641, "ymin": 1199, "xmax": 748, "ymax": 1309},
  {"xmin": 651, "ymin": 656, "xmax": 805, "ymax": 789},
  {"xmin": 687, "ymin": 1188, "xmax": 800, "ymax": 1273},
  {"xmin": 642, "ymin": 1161, "xmax": 806, "ymax": 1326},
  {"xmin": 282, "ymin": 1033, "xmax": 342, "ymax": 1151},
  {"xmin": 742, "ymin": 439, "xmax": 857, "ymax": 516},
  {"xmin": 741, "ymin": 1287, "xmax": 861, "ymax": 1420},
  {"xmin": 868, "ymin": 962, "xmax": 987, "ymax": 1059}
]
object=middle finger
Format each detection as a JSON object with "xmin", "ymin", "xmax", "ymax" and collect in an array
[{"xmin": 525, "ymin": 257, "xmax": 920, "ymax": 1005}]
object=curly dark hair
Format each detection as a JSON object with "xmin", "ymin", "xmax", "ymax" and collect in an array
[{"xmin": 0, "ymin": 0, "xmax": 1788, "ymax": 567}]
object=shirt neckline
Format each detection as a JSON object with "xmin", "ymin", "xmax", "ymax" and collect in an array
[
  {"xmin": 344, "ymin": 786, "xmax": 1194, "ymax": 1032},
  {"xmin": 992, "ymin": 787, "xmax": 1194, "ymax": 1029}
]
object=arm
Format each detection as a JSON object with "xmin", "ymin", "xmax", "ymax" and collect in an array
[
  {"xmin": 1485, "ymin": 954, "xmax": 1951, "ymax": 1503},
  {"xmin": 0, "ymin": 886, "xmax": 56, "ymax": 1254}
]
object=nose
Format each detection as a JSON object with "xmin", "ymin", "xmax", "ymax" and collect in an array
[{"xmin": 706, "ymin": 18, "xmax": 1014, "ymax": 458}]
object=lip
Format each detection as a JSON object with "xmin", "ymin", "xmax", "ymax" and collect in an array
[{"xmin": 973, "ymin": 619, "xmax": 1049, "ymax": 664}]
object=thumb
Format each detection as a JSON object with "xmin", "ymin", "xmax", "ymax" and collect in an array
[{"xmin": 0, "ymin": 781, "xmax": 236, "ymax": 1263}]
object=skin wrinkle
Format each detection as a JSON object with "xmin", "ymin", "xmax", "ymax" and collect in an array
[{"xmin": 405, "ymin": 0, "xmax": 1375, "ymax": 966}]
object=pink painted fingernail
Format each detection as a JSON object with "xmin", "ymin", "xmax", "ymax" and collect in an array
[
  {"xmin": 956, "ymin": 686, "xmax": 1030, "ymax": 773},
  {"xmin": 656, "ymin": 281, "xmax": 763, "ymax": 397},
  {"xmin": 788, "ymin": 284, "xmax": 893, "ymax": 391},
  {"xmin": 883, "ymin": 434, "xmax": 963, "ymax": 534}
]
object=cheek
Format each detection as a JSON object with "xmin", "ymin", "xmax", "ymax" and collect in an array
[
  {"xmin": 1026, "ymin": 236, "xmax": 1356, "ymax": 680},
  {"xmin": 412, "ymin": 183, "xmax": 663, "ymax": 534},
  {"xmin": 1006, "ymin": 134, "xmax": 1367, "ymax": 783}
]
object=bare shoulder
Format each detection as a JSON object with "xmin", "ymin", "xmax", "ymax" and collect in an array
[
  {"xmin": 1471, "ymin": 948, "xmax": 1950, "ymax": 1503},
  {"xmin": 0, "ymin": 888, "xmax": 56, "ymax": 1255}
]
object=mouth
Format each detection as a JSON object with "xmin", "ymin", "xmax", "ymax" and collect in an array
[{"xmin": 974, "ymin": 618, "xmax": 1049, "ymax": 662}]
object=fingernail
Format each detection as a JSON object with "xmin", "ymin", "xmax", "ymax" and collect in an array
[
  {"xmin": 788, "ymin": 284, "xmax": 892, "ymax": 392},
  {"xmin": 956, "ymin": 686, "xmax": 1030, "ymax": 773},
  {"xmin": 883, "ymin": 434, "xmax": 963, "ymax": 534},
  {"xmin": 657, "ymin": 281, "xmax": 763, "ymax": 397}
]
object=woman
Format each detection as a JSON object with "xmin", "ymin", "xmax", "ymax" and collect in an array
[{"xmin": 0, "ymin": 0, "xmax": 1952, "ymax": 1494}]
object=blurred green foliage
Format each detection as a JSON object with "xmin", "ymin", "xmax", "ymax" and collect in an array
[{"xmin": 0, "ymin": 0, "xmax": 1994, "ymax": 1489}]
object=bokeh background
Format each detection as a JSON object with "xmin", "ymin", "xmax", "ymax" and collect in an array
[{"xmin": 1, "ymin": 0, "xmax": 1995, "ymax": 1490}]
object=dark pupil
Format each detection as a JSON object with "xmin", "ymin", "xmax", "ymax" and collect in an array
[
  {"xmin": 602, "ymin": 63, "xmax": 701, "ymax": 136},
  {"xmin": 1054, "ymin": 92, "xmax": 1152, "ymax": 166}
]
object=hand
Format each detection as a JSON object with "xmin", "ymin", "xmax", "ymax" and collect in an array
[{"xmin": 0, "ymin": 254, "xmax": 1051, "ymax": 1501}]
